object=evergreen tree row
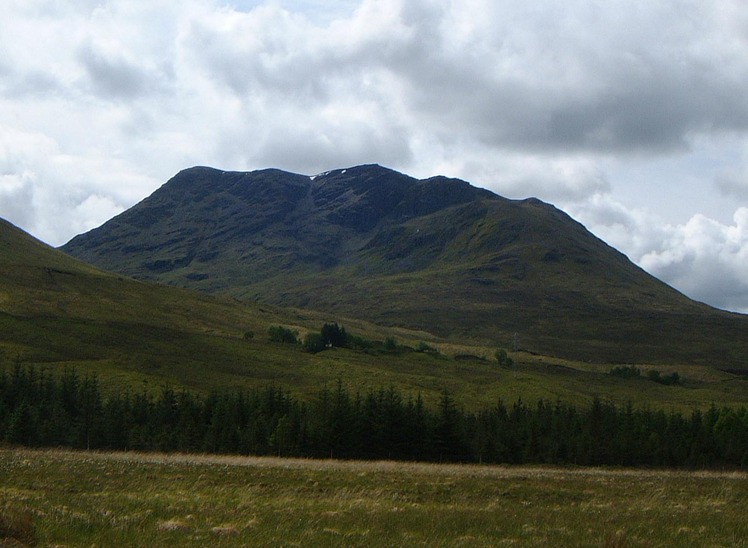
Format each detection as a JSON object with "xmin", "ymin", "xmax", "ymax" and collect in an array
[{"xmin": 1, "ymin": 365, "xmax": 747, "ymax": 468}]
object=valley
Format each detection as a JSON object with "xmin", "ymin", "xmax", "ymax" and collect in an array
[{"xmin": 3, "ymin": 163, "xmax": 748, "ymax": 408}]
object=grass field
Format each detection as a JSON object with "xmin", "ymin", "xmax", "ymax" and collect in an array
[{"xmin": 1, "ymin": 448, "xmax": 746, "ymax": 546}]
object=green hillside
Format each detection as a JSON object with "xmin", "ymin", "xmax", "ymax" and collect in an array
[
  {"xmin": 62, "ymin": 165, "xmax": 748, "ymax": 366},
  {"xmin": 1, "ymin": 217, "xmax": 747, "ymax": 410}
]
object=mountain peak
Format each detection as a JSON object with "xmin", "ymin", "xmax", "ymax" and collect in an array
[{"xmin": 311, "ymin": 163, "xmax": 391, "ymax": 179}]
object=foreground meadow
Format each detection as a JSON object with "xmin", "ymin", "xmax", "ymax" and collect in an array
[{"xmin": 0, "ymin": 448, "xmax": 746, "ymax": 546}]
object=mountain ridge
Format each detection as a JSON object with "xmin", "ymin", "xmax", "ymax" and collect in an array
[{"xmin": 61, "ymin": 164, "xmax": 748, "ymax": 366}]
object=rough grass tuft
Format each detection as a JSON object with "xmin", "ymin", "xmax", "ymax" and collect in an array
[
  {"xmin": 0, "ymin": 508, "xmax": 36, "ymax": 546},
  {"xmin": 211, "ymin": 525, "xmax": 240, "ymax": 536},
  {"xmin": 157, "ymin": 519, "xmax": 190, "ymax": 532},
  {"xmin": 603, "ymin": 529, "xmax": 629, "ymax": 548}
]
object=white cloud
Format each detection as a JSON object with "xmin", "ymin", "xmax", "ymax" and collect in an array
[
  {"xmin": 638, "ymin": 210, "xmax": 748, "ymax": 312},
  {"xmin": 69, "ymin": 194, "xmax": 125, "ymax": 235},
  {"xmin": 568, "ymin": 195, "xmax": 748, "ymax": 313},
  {"xmin": 0, "ymin": 126, "xmax": 56, "ymax": 232},
  {"xmin": 0, "ymin": 172, "xmax": 35, "ymax": 230}
]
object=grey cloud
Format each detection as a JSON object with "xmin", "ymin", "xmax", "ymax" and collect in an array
[
  {"xmin": 78, "ymin": 42, "xmax": 167, "ymax": 100},
  {"xmin": 227, "ymin": 1, "xmax": 360, "ymax": 25},
  {"xmin": 0, "ymin": 44, "xmax": 70, "ymax": 100},
  {"xmin": 244, "ymin": 121, "xmax": 413, "ymax": 176},
  {"xmin": 506, "ymin": 167, "xmax": 609, "ymax": 203},
  {"xmin": 566, "ymin": 197, "xmax": 634, "ymax": 231},
  {"xmin": 428, "ymin": 52, "xmax": 746, "ymax": 156},
  {"xmin": 0, "ymin": 58, "xmax": 10, "ymax": 80},
  {"xmin": 715, "ymin": 171, "xmax": 748, "ymax": 199},
  {"xmin": 189, "ymin": 0, "xmax": 748, "ymax": 158},
  {"xmin": 182, "ymin": 8, "xmax": 327, "ymax": 100},
  {"xmin": 354, "ymin": 1, "xmax": 748, "ymax": 155},
  {"xmin": 1, "ymin": 70, "xmax": 70, "ymax": 100},
  {"xmin": 457, "ymin": 151, "xmax": 612, "ymax": 204},
  {"xmin": 646, "ymin": 254, "xmax": 748, "ymax": 313}
]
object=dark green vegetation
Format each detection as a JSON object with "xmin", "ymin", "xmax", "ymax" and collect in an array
[
  {"xmin": 3, "ymin": 365, "xmax": 747, "ymax": 467},
  {"xmin": 62, "ymin": 164, "xmax": 748, "ymax": 366},
  {"xmin": 267, "ymin": 325, "xmax": 299, "ymax": 344},
  {"xmin": 611, "ymin": 365, "xmax": 681, "ymax": 386},
  {"xmin": 2, "ymin": 449, "xmax": 747, "ymax": 546}
]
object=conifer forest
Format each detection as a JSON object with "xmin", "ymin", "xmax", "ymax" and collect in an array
[{"xmin": 2, "ymin": 365, "xmax": 746, "ymax": 468}]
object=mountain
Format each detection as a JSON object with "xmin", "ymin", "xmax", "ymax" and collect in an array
[
  {"xmin": 62, "ymin": 164, "xmax": 748, "ymax": 366},
  {"xmin": 4, "ymin": 215, "xmax": 747, "ymax": 409}
]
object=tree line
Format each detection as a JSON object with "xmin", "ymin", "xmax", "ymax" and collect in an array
[{"xmin": 1, "ymin": 364, "xmax": 746, "ymax": 468}]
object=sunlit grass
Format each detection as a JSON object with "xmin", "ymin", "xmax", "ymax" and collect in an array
[{"xmin": 1, "ymin": 448, "xmax": 746, "ymax": 546}]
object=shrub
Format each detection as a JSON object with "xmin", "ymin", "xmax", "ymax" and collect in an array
[
  {"xmin": 456, "ymin": 354, "xmax": 486, "ymax": 362},
  {"xmin": 303, "ymin": 332, "xmax": 326, "ymax": 353},
  {"xmin": 647, "ymin": 370, "xmax": 680, "ymax": 385},
  {"xmin": 495, "ymin": 348, "xmax": 513, "ymax": 367},
  {"xmin": 647, "ymin": 370, "xmax": 662, "ymax": 383},
  {"xmin": 267, "ymin": 326, "xmax": 298, "ymax": 344},
  {"xmin": 416, "ymin": 341, "xmax": 439, "ymax": 354},
  {"xmin": 384, "ymin": 337, "xmax": 398, "ymax": 353},
  {"xmin": 610, "ymin": 365, "xmax": 641, "ymax": 379},
  {"xmin": 348, "ymin": 335, "xmax": 373, "ymax": 350}
]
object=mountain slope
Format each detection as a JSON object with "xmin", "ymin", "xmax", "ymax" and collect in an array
[
  {"xmin": 0, "ymin": 217, "xmax": 320, "ymax": 392},
  {"xmin": 62, "ymin": 165, "xmax": 748, "ymax": 366}
]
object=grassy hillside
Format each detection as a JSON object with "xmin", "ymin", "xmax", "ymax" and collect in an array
[{"xmin": 3, "ymin": 218, "xmax": 748, "ymax": 409}]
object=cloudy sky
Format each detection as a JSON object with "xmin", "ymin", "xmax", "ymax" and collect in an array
[{"xmin": 2, "ymin": 0, "xmax": 748, "ymax": 313}]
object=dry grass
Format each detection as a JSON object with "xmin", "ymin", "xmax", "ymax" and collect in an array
[{"xmin": 1, "ymin": 448, "xmax": 747, "ymax": 546}]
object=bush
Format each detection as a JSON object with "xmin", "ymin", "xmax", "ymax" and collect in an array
[
  {"xmin": 416, "ymin": 341, "xmax": 439, "ymax": 354},
  {"xmin": 495, "ymin": 348, "xmax": 513, "ymax": 367},
  {"xmin": 455, "ymin": 354, "xmax": 486, "ymax": 362},
  {"xmin": 243, "ymin": 331, "xmax": 254, "ymax": 340},
  {"xmin": 610, "ymin": 365, "xmax": 641, "ymax": 379},
  {"xmin": 384, "ymin": 337, "xmax": 398, "ymax": 353},
  {"xmin": 303, "ymin": 333, "xmax": 326, "ymax": 353},
  {"xmin": 347, "ymin": 335, "xmax": 373, "ymax": 350},
  {"xmin": 647, "ymin": 370, "xmax": 680, "ymax": 385},
  {"xmin": 267, "ymin": 326, "xmax": 298, "ymax": 344}
]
